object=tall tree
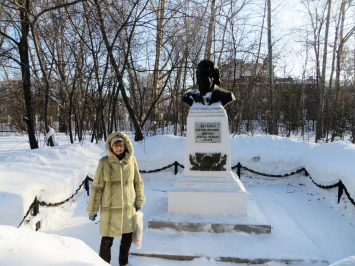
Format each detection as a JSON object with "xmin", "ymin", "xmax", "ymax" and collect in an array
[
  {"xmin": 150, "ymin": 0, "xmax": 166, "ymax": 133},
  {"xmin": 331, "ymin": 0, "xmax": 355, "ymax": 141},
  {"xmin": 205, "ymin": 0, "xmax": 216, "ymax": 59},
  {"xmin": 0, "ymin": 0, "xmax": 85, "ymax": 148},
  {"xmin": 93, "ymin": 0, "xmax": 149, "ymax": 141},
  {"xmin": 317, "ymin": 0, "xmax": 332, "ymax": 142},
  {"xmin": 267, "ymin": 0, "xmax": 276, "ymax": 135},
  {"xmin": 0, "ymin": 0, "xmax": 38, "ymax": 148}
]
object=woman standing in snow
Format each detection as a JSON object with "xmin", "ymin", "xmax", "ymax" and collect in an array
[{"xmin": 87, "ymin": 132, "xmax": 145, "ymax": 266}]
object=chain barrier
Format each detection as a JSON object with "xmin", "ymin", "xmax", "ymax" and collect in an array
[
  {"xmin": 37, "ymin": 176, "xmax": 94, "ymax": 207},
  {"xmin": 17, "ymin": 162, "xmax": 184, "ymax": 230},
  {"xmin": 142, "ymin": 161, "xmax": 354, "ymax": 207},
  {"xmin": 139, "ymin": 161, "xmax": 184, "ymax": 175},
  {"xmin": 309, "ymin": 176, "xmax": 341, "ymax": 190},
  {"xmin": 343, "ymin": 185, "xmax": 355, "ymax": 206},
  {"xmin": 17, "ymin": 161, "xmax": 355, "ymax": 230},
  {"xmin": 139, "ymin": 163, "xmax": 176, "ymax": 174},
  {"xmin": 17, "ymin": 162, "xmax": 185, "ymax": 230},
  {"xmin": 234, "ymin": 162, "xmax": 354, "ymax": 207},
  {"xmin": 233, "ymin": 164, "xmax": 306, "ymax": 178},
  {"xmin": 176, "ymin": 162, "xmax": 185, "ymax": 168},
  {"xmin": 18, "ymin": 175, "xmax": 93, "ymax": 229},
  {"xmin": 18, "ymin": 162, "xmax": 185, "ymax": 229},
  {"xmin": 309, "ymin": 177, "xmax": 355, "ymax": 205}
]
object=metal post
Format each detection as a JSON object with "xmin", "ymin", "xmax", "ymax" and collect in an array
[
  {"xmin": 84, "ymin": 176, "xmax": 90, "ymax": 196},
  {"xmin": 338, "ymin": 182, "xmax": 344, "ymax": 204},
  {"xmin": 36, "ymin": 221, "xmax": 41, "ymax": 231},
  {"xmin": 304, "ymin": 169, "xmax": 309, "ymax": 176},
  {"xmin": 174, "ymin": 161, "xmax": 178, "ymax": 175},
  {"xmin": 32, "ymin": 196, "xmax": 39, "ymax": 216},
  {"xmin": 237, "ymin": 163, "xmax": 241, "ymax": 179}
]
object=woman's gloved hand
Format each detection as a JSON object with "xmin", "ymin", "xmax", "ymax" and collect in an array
[{"xmin": 89, "ymin": 213, "xmax": 97, "ymax": 221}]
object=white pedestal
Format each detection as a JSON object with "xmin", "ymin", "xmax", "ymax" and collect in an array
[
  {"xmin": 184, "ymin": 106, "xmax": 231, "ymax": 177},
  {"xmin": 169, "ymin": 172, "xmax": 247, "ymax": 215},
  {"xmin": 168, "ymin": 105, "xmax": 247, "ymax": 215}
]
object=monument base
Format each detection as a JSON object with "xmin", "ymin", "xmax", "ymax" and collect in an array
[
  {"xmin": 142, "ymin": 193, "xmax": 328, "ymax": 265},
  {"xmin": 168, "ymin": 171, "xmax": 247, "ymax": 215},
  {"xmin": 149, "ymin": 193, "xmax": 270, "ymax": 234}
]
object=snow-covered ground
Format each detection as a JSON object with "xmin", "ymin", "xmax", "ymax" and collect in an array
[{"xmin": 0, "ymin": 132, "xmax": 355, "ymax": 266}]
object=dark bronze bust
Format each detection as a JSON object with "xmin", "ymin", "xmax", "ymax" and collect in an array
[{"xmin": 183, "ymin": 59, "xmax": 235, "ymax": 107}]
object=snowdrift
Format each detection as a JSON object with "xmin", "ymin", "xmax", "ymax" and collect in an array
[
  {"xmin": 0, "ymin": 134, "xmax": 355, "ymax": 266},
  {"xmin": 0, "ymin": 226, "xmax": 109, "ymax": 266},
  {"xmin": 1, "ymin": 135, "xmax": 355, "ymax": 228}
]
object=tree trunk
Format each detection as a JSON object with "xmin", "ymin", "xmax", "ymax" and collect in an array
[
  {"xmin": 68, "ymin": 80, "xmax": 76, "ymax": 144},
  {"xmin": 318, "ymin": 0, "xmax": 332, "ymax": 142},
  {"xmin": 151, "ymin": 0, "xmax": 166, "ymax": 134},
  {"xmin": 29, "ymin": 22, "xmax": 51, "ymax": 135},
  {"xmin": 205, "ymin": 0, "xmax": 216, "ymax": 59},
  {"xmin": 173, "ymin": 61, "xmax": 183, "ymax": 135},
  {"xmin": 93, "ymin": 0, "xmax": 145, "ymax": 141},
  {"xmin": 326, "ymin": 7, "xmax": 341, "ymax": 140},
  {"xmin": 331, "ymin": 0, "xmax": 346, "ymax": 141},
  {"xmin": 18, "ymin": 3, "xmax": 38, "ymax": 149},
  {"xmin": 109, "ymin": 82, "xmax": 119, "ymax": 135},
  {"xmin": 78, "ymin": 83, "xmax": 89, "ymax": 142},
  {"xmin": 267, "ymin": 0, "xmax": 276, "ymax": 135}
]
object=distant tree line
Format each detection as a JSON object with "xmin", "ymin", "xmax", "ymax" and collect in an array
[{"xmin": 0, "ymin": 0, "xmax": 354, "ymax": 148}]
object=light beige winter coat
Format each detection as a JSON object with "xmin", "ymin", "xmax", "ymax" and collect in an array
[{"xmin": 87, "ymin": 132, "xmax": 145, "ymax": 237}]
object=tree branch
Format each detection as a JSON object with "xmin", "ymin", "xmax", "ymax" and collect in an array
[
  {"xmin": 342, "ymin": 26, "xmax": 355, "ymax": 44},
  {"xmin": 32, "ymin": 0, "xmax": 87, "ymax": 24},
  {"xmin": 0, "ymin": 29, "xmax": 19, "ymax": 45}
]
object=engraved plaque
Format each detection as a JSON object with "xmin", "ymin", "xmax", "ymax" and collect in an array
[{"xmin": 195, "ymin": 122, "xmax": 221, "ymax": 143}]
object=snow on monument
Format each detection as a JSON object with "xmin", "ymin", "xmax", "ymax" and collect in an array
[
  {"xmin": 168, "ymin": 59, "xmax": 247, "ymax": 215},
  {"xmin": 148, "ymin": 60, "xmax": 270, "ymax": 235}
]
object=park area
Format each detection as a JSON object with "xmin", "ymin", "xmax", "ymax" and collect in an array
[{"xmin": 0, "ymin": 132, "xmax": 355, "ymax": 266}]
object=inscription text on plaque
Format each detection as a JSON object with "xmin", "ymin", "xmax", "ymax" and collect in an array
[{"xmin": 195, "ymin": 122, "xmax": 221, "ymax": 143}]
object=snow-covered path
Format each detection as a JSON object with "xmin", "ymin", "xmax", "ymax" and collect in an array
[{"xmin": 243, "ymin": 176, "xmax": 355, "ymax": 264}]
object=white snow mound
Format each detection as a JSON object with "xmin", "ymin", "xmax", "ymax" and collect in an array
[
  {"xmin": 330, "ymin": 256, "xmax": 355, "ymax": 266},
  {"xmin": 0, "ymin": 225, "xmax": 109, "ymax": 266}
]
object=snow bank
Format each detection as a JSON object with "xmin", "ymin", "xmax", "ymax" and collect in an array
[
  {"xmin": 1, "ymin": 134, "xmax": 355, "ymax": 228},
  {"xmin": 330, "ymin": 256, "xmax": 355, "ymax": 266},
  {"xmin": 0, "ymin": 142, "xmax": 104, "ymax": 226},
  {"xmin": 133, "ymin": 135, "xmax": 185, "ymax": 170},
  {"xmin": 0, "ymin": 225, "xmax": 108, "ymax": 266},
  {"xmin": 230, "ymin": 136, "xmax": 355, "ymax": 200},
  {"xmin": 1, "ymin": 134, "xmax": 355, "ymax": 265},
  {"xmin": 230, "ymin": 135, "xmax": 315, "ymax": 174},
  {"xmin": 303, "ymin": 142, "xmax": 355, "ymax": 194}
]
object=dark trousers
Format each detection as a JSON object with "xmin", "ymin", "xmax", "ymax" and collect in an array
[{"xmin": 99, "ymin": 233, "xmax": 133, "ymax": 266}]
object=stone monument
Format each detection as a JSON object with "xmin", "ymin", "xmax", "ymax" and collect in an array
[{"xmin": 168, "ymin": 59, "xmax": 248, "ymax": 216}]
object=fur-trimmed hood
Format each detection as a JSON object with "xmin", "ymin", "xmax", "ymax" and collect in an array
[{"xmin": 105, "ymin": 132, "xmax": 134, "ymax": 164}]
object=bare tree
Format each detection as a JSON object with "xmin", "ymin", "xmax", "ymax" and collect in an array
[
  {"xmin": 267, "ymin": 0, "xmax": 276, "ymax": 135},
  {"xmin": 331, "ymin": 0, "xmax": 355, "ymax": 141},
  {"xmin": 0, "ymin": 0, "xmax": 86, "ymax": 148}
]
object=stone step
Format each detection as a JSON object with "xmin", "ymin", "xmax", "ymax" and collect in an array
[
  {"xmin": 138, "ymin": 194, "xmax": 328, "ymax": 265},
  {"xmin": 130, "ymin": 253, "xmax": 328, "ymax": 265},
  {"xmin": 148, "ymin": 194, "xmax": 271, "ymax": 234}
]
